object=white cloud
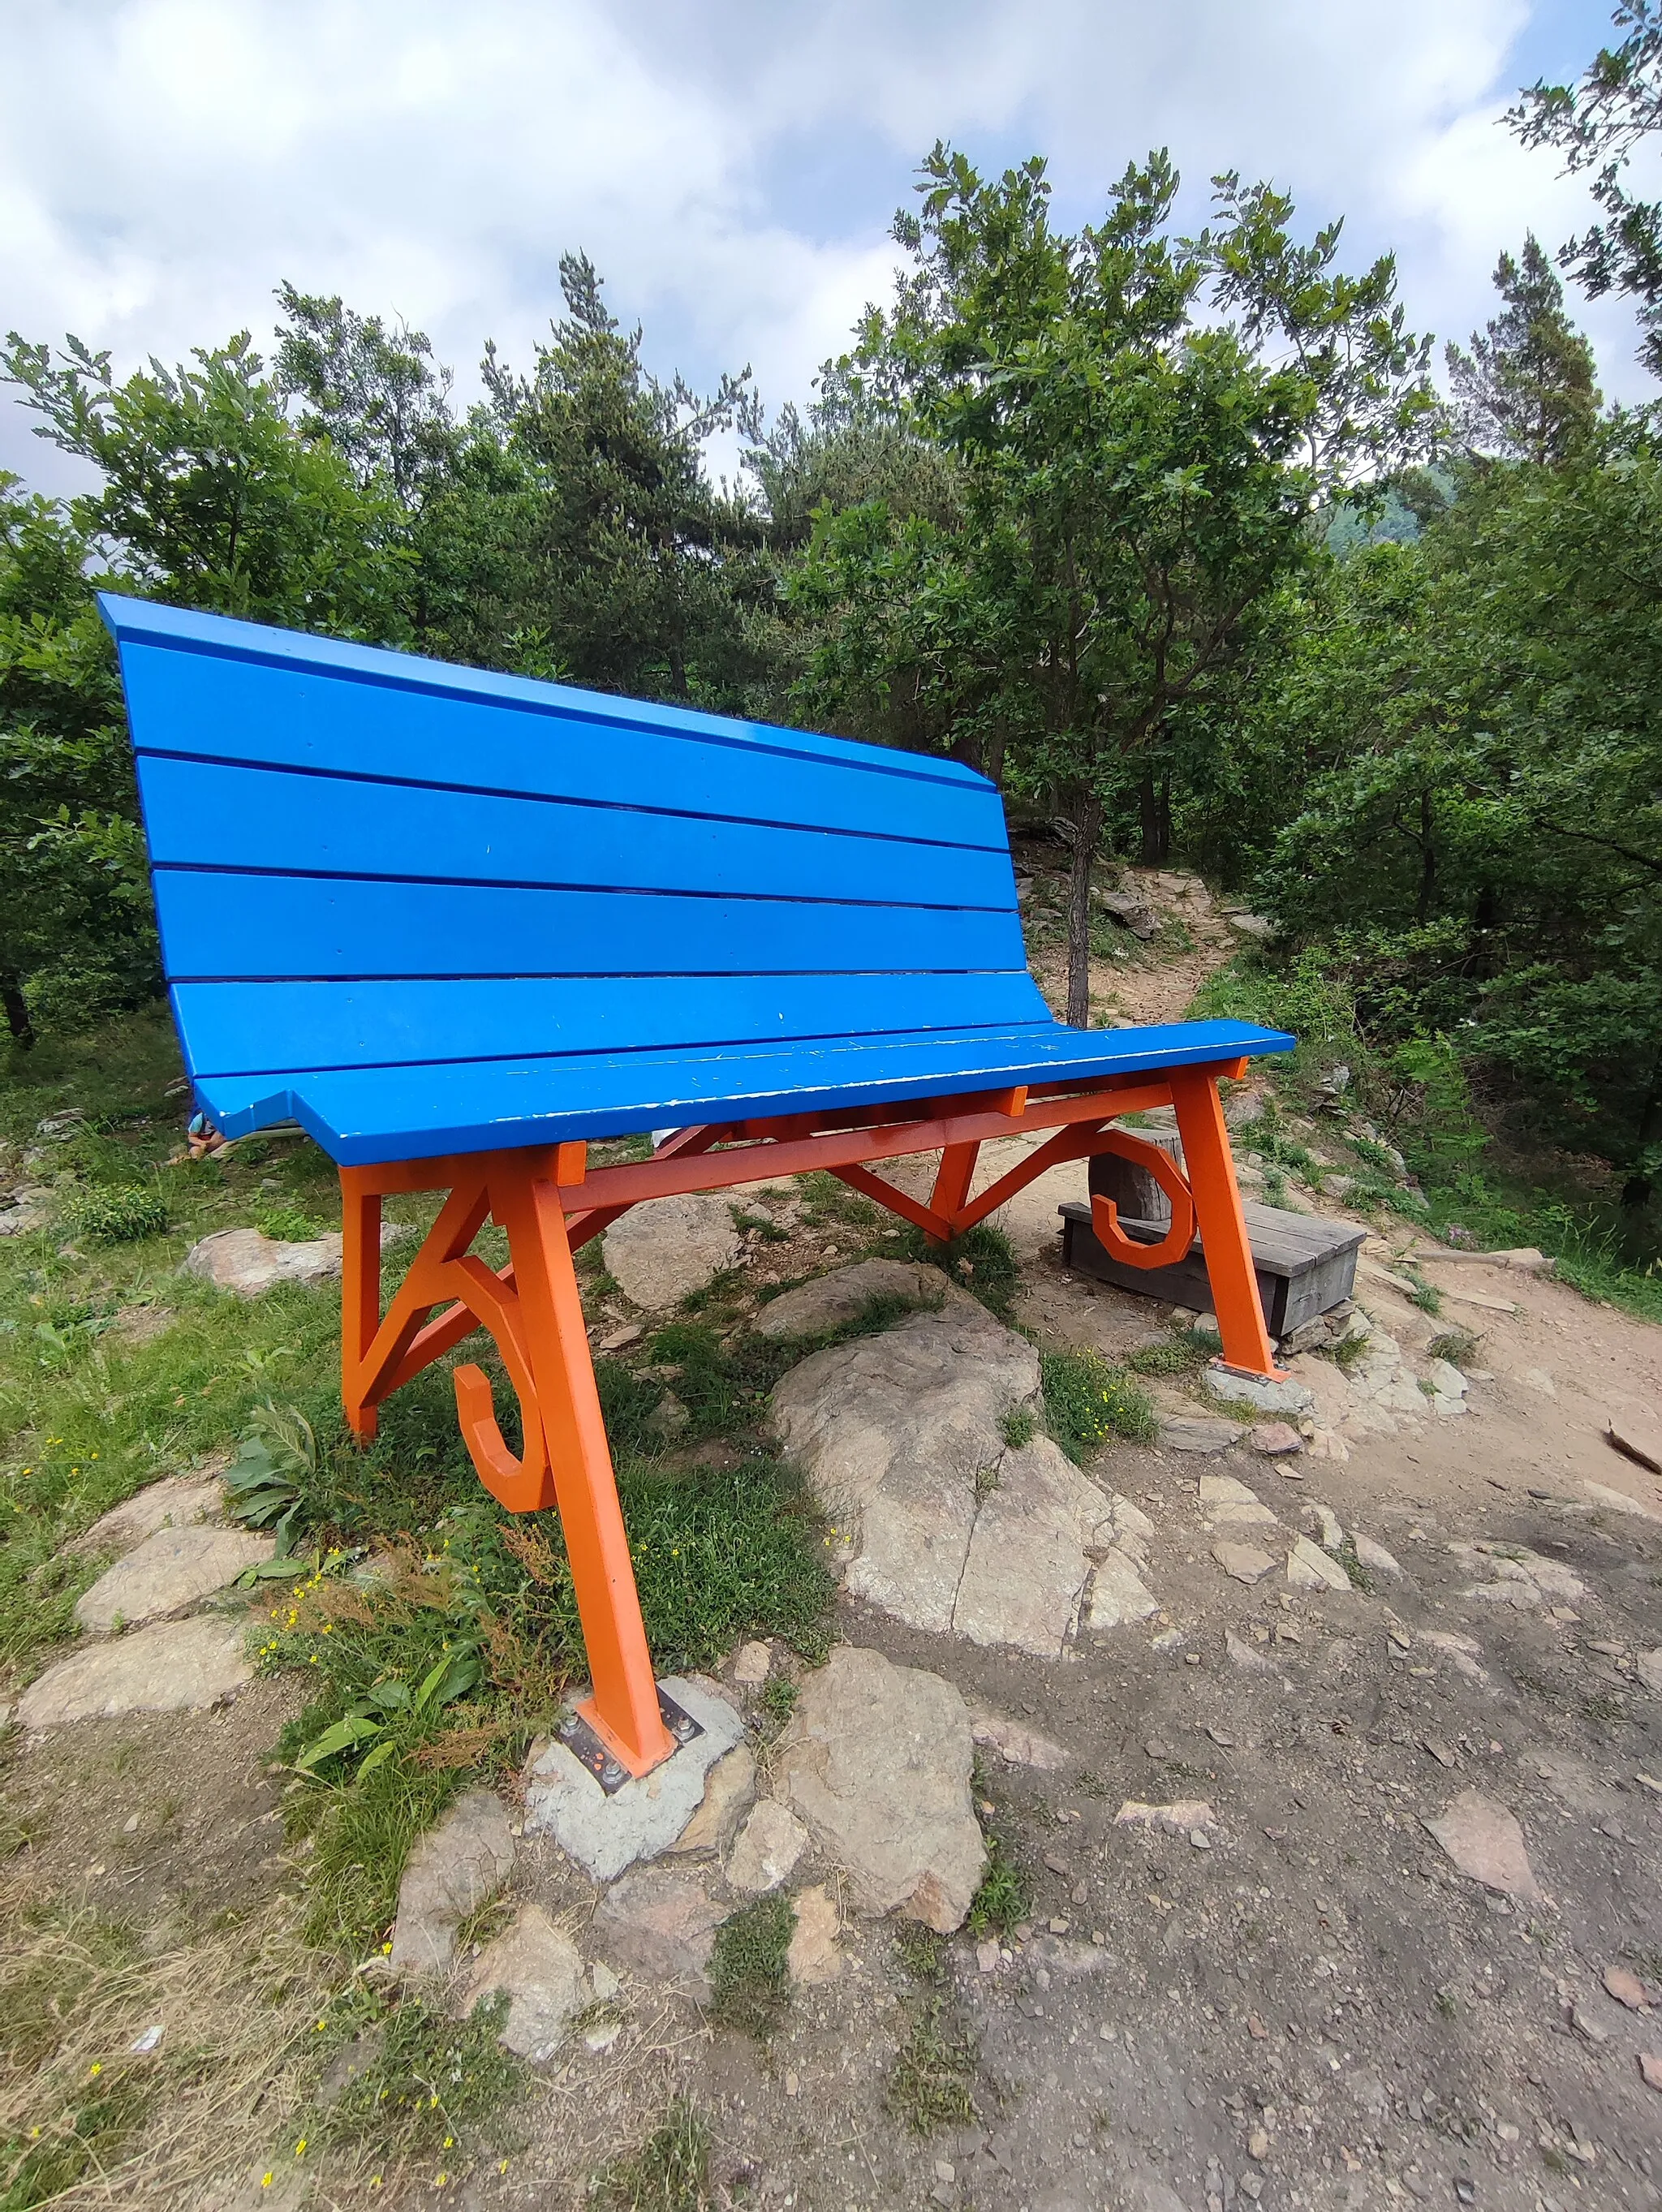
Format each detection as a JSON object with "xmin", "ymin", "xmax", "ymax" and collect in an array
[{"xmin": 0, "ymin": 0, "xmax": 1648, "ymax": 496}]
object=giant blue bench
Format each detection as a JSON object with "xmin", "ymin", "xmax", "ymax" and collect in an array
[{"xmin": 102, "ymin": 592, "xmax": 1293, "ymax": 1777}]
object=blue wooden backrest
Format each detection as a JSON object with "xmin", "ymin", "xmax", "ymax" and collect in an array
[{"xmin": 99, "ymin": 596, "xmax": 1044, "ymax": 1096}]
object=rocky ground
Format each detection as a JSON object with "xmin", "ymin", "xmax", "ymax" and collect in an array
[{"xmin": 3, "ymin": 870, "xmax": 1661, "ymax": 2212}]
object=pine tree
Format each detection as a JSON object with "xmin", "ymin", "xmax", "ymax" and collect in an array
[{"xmin": 1445, "ymin": 235, "xmax": 1601, "ymax": 463}]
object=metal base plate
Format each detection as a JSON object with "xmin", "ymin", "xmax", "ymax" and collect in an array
[{"xmin": 558, "ymin": 1685, "xmax": 704, "ymax": 1795}]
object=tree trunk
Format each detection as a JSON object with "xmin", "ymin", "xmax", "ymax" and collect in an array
[
  {"xmin": 1621, "ymin": 1048, "xmax": 1662, "ymax": 1214},
  {"xmin": 1139, "ymin": 771, "xmax": 1160, "ymax": 866},
  {"xmin": 1065, "ymin": 789, "xmax": 1103, "ymax": 1030},
  {"xmin": 1, "ymin": 971, "xmax": 33, "ymax": 1051}
]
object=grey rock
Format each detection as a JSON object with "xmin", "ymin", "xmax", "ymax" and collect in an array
[
  {"xmin": 18, "ymin": 1614, "xmax": 254, "ymax": 1728},
  {"xmin": 1081, "ymin": 1547, "xmax": 1160, "ymax": 1633},
  {"xmin": 967, "ymin": 1702, "xmax": 1069, "ymax": 1771},
  {"xmin": 69, "ymin": 1473, "xmax": 226, "ymax": 1556},
  {"xmin": 1207, "ymin": 1368, "xmax": 1315, "ymax": 1417},
  {"xmin": 1638, "ymin": 1648, "xmax": 1662, "ymax": 1695},
  {"xmin": 770, "ymin": 1299, "xmax": 1122, "ymax": 1657},
  {"xmin": 462, "ymin": 1904, "xmax": 583, "ymax": 2060},
  {"xmin": 1213, "ymin": 1542, "xmax": 1277, "ymax": 1585},
  {"xmin": 522, "ymin": 1674, "xmax": 744, "ymax": 1882},
  {"xmin": 725, "ymin": 1797, "xmax": 809, "ymax": 1895},
  {"xmin": 644, "ymin": 1390, "xmax": 690, "ymax": 1440},
  {"xmin": 1225, "ymin": 1627, "xmax": 1281, "ymax": 1675},
  {"xmin": 73, "ymin": 1524, "xmax": 274, "ymax": 1635},
  {"xmin": 786, "ymin": 1882, "xmax": 842, "ymax": 1984},
  {"xmin": 775, "ymin": 1646, "xmax": 984, "ymax": 1930},
  {"xmin": 389, "ymin": 1789, "xmax": 517, "ymax": 1979},
  {"xmin": 1422, "ymin": 1789, "xmax": 1542, "ymax": 1902},
  {"xmin": 730, "ymin": 1639, "xmax": 772, "ymax": 1686},
  {"xmin": 753, "ymin": 1258, "xmax": 942, "ymax": 1340},
  {"xmin": 1352, "ymin": 1532, "xmax": 1404, "ymax": 1580},
  {"xmin": 1287, "ymin": 1534, "xmax": 1352, "ymax": 1592},
  {"xmin": 601, "ymin": 1193, "xmax": 740, "ymax": 1311},
  {"xmin": 953, "ymin": 1436, "xmax": 1110, "ymax": 1655},
  {"xmin": 1159, "ymin": 1415, "xmax": 1245, "ymax": 1455},
  {"xmin": 1096, "ymin": 888, "xmax": 1159, "ymax": 939},
  {"xmin": 668, "ymin": 1743, "xmax": 756, "ymax": 1855},
  {"xmin": 593, "ymin": 1865, "xmax": 725, "ymax": 1990},
  {"xmin": 182, "ymin": 1225, "xmax": 347, "ymax": 1296}
]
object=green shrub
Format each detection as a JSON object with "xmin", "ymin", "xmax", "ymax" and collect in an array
[
  {"xmin": 1040, "ymin": 1350, "xmax": 1156, "ymax": 1456},
  {"xmin": 58, "ymin": 1182, "xmax": 168, "ymax": 1244}
]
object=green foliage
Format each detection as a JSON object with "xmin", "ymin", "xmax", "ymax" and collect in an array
[
  {"xmin": 1126, "ymin": 1328, "xmax": 1215, "ymax": 1376},
  {"xmin": 900, "ymin": 1220, "xmax": 1019, "ymax": 1319},
  {"xmin": 58, "ymin": 1181, "xmax": 167, "ymax": 1244},
  {"xmin": 885, "ymin": 1999, "xmax": 980, "ymax": 2133},
  {"xmin": 966, "ymin": 1831, "xmax": 1031, "ymax": 1936},
  {"xmin": 1000, "ymin": 1404, "xmax": 1037, "ymax": 1448},
  {"xmin": 708, "ymin": 1895, "xmax": 794, "ymax": 2040},
  {"xmin": 1040, "ymin": 1350, "xmax": 1156, "ymax": 1456},
  {"xmin": 308, "ymin": 1985, "xmax": 525, "ymax": 2164},
  {"xmin": 591, "ymin": 2097, "xmax": 713, "ymax": 2212},
  {"xmin": 222, "ymin": 1400, "xmax": 318, "ymax": 1554},
  {"xmin": 252, "ymin": 1203, "xmax": 323, "ymax": 1243}
]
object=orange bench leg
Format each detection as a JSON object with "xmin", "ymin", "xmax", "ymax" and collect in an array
[
  {"xmin": 492, "ymin": 1162, "xmax": 675, "ymax": 1779},
  {"xmin": 1168, "ymin": 1065, "xmax": 1287, "ymax": 1383}
]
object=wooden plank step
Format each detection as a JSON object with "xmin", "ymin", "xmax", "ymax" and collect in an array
[{"xmin": 1059, "ymin": 1199, "xmax": 1366, "ymax": 1337}]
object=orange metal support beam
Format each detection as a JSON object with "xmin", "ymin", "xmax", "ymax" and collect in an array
[{"xmin": 334, "ymin": 1062, "xmax": 1279, "ymax": 1781}]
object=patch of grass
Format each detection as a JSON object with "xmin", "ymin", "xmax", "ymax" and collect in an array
[
  {"xmin": 708, "ymin": 1895, "xmax": 794, "ymax": 2040},
  {"xmin": 1405, "ymin": 1271, "xmax": 1443, "ymax": 1316},
  {"xmin": 886, "ymin": 1999, "xmax": 979, "ymax": 2133},
  {"xmin": 756, "ymin": 1673, "xmax": 798, "ymax": 1729},
  {"xmin": 1000, "ymin": 1405, "xmax": 1036, "ymax": 1449},
  {"xmin": 1424, "ymin": 1328, "xmax": 1480, "ymax": 1367},
  {"xmin": 58, "ymin": 1181, "xmax": 169, "ymax": 1244},
  {"xmin": 1041, "ymin": 1350, "xmax": 1156, "ymax": 1457},
  {"xmin": 592, "ymin": 2096, "xmax": 713, "ymax": 2211},
  {"xmin": 797, "ymin": 1169, "xmax": 879, "ymax": 1230},
  {"xmin": 967, "ymin": 1831, "xmax": 1031, "ymax": 1937},
  {"xmin": 285, "ymin": 1754, "xmax": 465, "ymax": 1956},
  {"xmin": 310, "ymin": 1985, "xmax": 525, "ymax": 2167},
  {"xmin": 730, "ymin": 1207, "xmax": 789, "ymax": 1244},
  {"xmin": 1335, "ymin": 1537, "xmax": 1373, "ymax": 1593},
  {"xmin": 899, "ymin": 1220, "xmax": 1020, "ymax": 1320},
  {"xmin": 893, "ymin": 1923, "xmax": 948, "ymax": 1984},
  {"xmin": 252, "ymin": 1202, "xmax": 325, "ymax": 1243},
  {"xmin": 1126, "ymin": 1328, "xmax": 1214, "ymax": 1376}
]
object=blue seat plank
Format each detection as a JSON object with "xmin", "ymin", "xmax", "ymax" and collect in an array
[
  {"xmin": 99, "ymin": 594, "xmax": 1295, "ymax": 1168},
  {"xmin": 172, "ymin": 971, "xmax": 1052, "ymax": 1078},
  {"xmin": 151, "ymin": 872, "xmax": 1031, "ymax": 983},
  {"xmin": 192, "ymin": 1018, "xmax": 1294, "ymax": 1164},
  {"xmin": 135, "ymin": 758, "xmax": 1020, "ymax": 912},
  {"xmin": 118, "ymin": 641, "xmax": 1008, "ymax": 852}
]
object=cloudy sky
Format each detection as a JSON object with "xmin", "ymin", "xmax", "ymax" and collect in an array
[{"xmin": 1, "ymin": 0, "xmax": 1651, "ymax": 494}]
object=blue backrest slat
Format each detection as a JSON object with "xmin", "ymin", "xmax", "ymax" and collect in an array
[
  {"xmin": 152, "ymin": 873, "xmax": 1030, "ymax": 983},
  {"xmin": 171, "ymin": 972, "xmax": 1053, "ymax": 1079},
  {"xmin": 134, "ymin": 758, "xmax": 1018, "ymax": 913},
  {"xmin": 117, "ymin": 642, "xmax": 1007, "ymax": 851}
]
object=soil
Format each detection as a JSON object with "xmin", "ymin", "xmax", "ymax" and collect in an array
[{"xmin": 5, "ymin": 866, "xmax": 1661, "ymax": 2210}]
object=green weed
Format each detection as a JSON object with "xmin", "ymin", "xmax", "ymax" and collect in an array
[
  {"xmin": 58, "ymin": 1181, "xmax": 169, "ymax": 1244},
  {"xmin": 708, "ymin": 1895, "xmax": 794, "ymax": 2040},
  {"xmin": 886, "ymin": 1999, "xmax": 979, "ymax": 2133},
  {"xmin": 893, "ymin": 1923, "xmax": 948, "ymax": 1983},
  {"xmin": 592, "ymin": 2096, "xmax": 713, "ymax": 2211},
  {"xmin": 967, "ymin": 1832, "xmax": 1031, "ymax": 1936},
  {"xmin": 899, "ymin": 1220, "xmax": 1020, "ymax": 1319},
  {"xmin": 1000, "ymin": 1404, "xmax": 1037, "ymax": 1449},
  {"xmin": 308, "ymin": 1985, "xmax": 524, "ymax": 2165},
  {"xmin": 1041, "ymin": 1350, "xmax": 1156, "ymax": 1456},
  {"xmin": 252, "ymin": 1203, "xmax": 324, "ymax": 1243},
  {"xmin": 1126, "ymin": 1328, "xmax": 1214, "ymax": 1376}
]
